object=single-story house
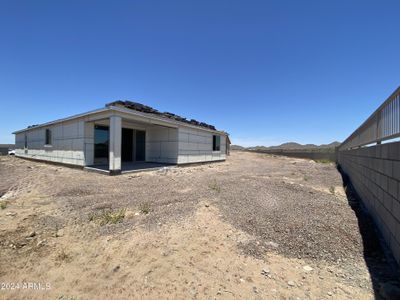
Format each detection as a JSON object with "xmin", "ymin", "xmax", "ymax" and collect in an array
[{"xmin": 13, "ymin": 101, "xmax": 230, "ymax": 174}]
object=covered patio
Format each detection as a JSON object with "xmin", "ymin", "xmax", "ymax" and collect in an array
[{"xmin": 83, "ymin": 110, "xmax": 179, "ymax": 175}]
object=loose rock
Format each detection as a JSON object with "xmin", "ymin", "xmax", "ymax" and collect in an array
[
  {"xmin": 27, "ymin": 231, "xmax": 36, "ymax": 238},
  {"xmin": 287, "ymin": 280, "xmax": 295, "ymax": 287},
  {"xmin": 303, "ymin": 265, "xmax": 313, "ymax": 272},
  {"xmin": 261, "ymin": 267, "xmax": 270, "ymax": 275},
  {"xmin": 37, "ymin": 240, "xmax": 46, "ymax": 247}
]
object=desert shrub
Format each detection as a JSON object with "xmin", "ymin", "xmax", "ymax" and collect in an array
[
  {"xmin": 329, "ymin": 186, "xmax": 335, "ymax": 195},
  {"xmin": 209, "ymin": 179, "xmax": 221, "ymax": 193},
  {"xmin": 89, "ymin": 208, "xmax": 126, "ymax": 225},
  {"xmin": 56, "ymin": 249, "xmax": 71, "ymax": 262},
  {"xmin": 0, "ymin": 201, "xmax": 7, "ymax": 209},
  {"xmin": 139, "ymin": 202, "xmax": 151, "ymax": 214}
]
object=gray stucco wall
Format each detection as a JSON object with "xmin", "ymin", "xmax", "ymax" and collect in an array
[
  {"xmin": 15, "ymin": 119, "xmax": 86, "ymax": 166},
  {"xmin": 146, "ymin": 126, "xmax": 227, "ymax": 164},
  {"xmin": 146, "ymin": 126, "xmax": 178, "ymax": 164},
  {"xmin": 177, "ymin": 127, "xmax": 226, "ymax": 164},
  {"xmin": 338, "ymin": 142, "xmax": 400, "ymax": 265}
]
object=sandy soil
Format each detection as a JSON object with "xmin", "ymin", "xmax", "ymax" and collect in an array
[{"xmin": 0, "ymin": 152, "xmax": 397, "ymax": 299}]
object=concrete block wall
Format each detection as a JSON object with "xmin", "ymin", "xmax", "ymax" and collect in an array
[
  {"xmin": 146, "ymin": 126, "xmax": 179, "ymax": 164},
  {"xmin": 15, "ymin": 119, "xmax": 86, "ymax": 166},
  {"xmin": 338, "ymin": 142, "xmax": 400, "ymax": 265},
  {"xmin": 177, "ymin": 127, "xmax": 226, "ymax": 164}
]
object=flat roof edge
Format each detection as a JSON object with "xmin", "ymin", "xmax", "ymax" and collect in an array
[{"xmin": 12, "ymin": 107, "xmax": 111, "ymax": 134}]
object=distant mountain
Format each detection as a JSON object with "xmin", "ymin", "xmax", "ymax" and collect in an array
[
  {"xmin": 319, "ymin": 141, "xmax": 341, "ymax": 148},
  {"xmin": 267, "ymin": 142, "xmax": 317, "ymax": 150},
  {"xmin": 238, "ymin": 141, "xmax": 341, "ymax": 151},
  {"xmin": 230, "ymin": 145, "xmax": 245, "ymax": 150}
]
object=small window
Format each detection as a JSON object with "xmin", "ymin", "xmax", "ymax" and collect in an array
[
  {"xmin": 45, "ymin": 129, "xmax": 52, "ymax": 145},
  {"xmin": 213, "ymin": 135, "xmax": 220, "ymax": 151}
]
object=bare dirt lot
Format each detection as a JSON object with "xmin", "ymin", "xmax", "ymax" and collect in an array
[{"xmin": 0, "ymin": 152, "xmax": 398, "ymax": 299}]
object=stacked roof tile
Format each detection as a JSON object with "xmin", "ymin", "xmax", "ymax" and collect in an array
[{"xmin": 107, "ymin": 101, "xmax": 217, "ymax": 130}]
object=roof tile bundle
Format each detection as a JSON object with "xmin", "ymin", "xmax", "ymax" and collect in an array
[{"xmin": 107, "ymin": 100, "xmax": 217, "ymax": 130}]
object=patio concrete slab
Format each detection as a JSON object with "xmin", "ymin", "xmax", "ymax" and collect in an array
[{"xmin": 84, "ymin": 162, "xmax": 176, "ymax": 175}]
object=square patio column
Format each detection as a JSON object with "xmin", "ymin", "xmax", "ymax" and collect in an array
[
  {"xmin": 109, "ymin": 115, "xmax": 122, "ymax": 174},
  {"xmin": 84, "ymin": 122, "xmax": 94, "ymax": 166}
]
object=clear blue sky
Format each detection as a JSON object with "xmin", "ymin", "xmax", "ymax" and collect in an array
[{"xmin": 1, "ymin": 1, "xmax": 400, "ymax": 146}]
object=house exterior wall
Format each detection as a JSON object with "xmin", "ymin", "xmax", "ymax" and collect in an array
[
  {"xmin": 84, "ymin": 122, "xmax": 95, "ymax": 166},
  {"xmin": 15, "ymin": 118, "xmax": 86, "ymax": 166},
  {"xmin": 146, "ymin": 126, "xmax": 179, "ymax": 164},
  {"xmin": 177, "ymin": 127, "xmax": 226, "ymax": 164}
]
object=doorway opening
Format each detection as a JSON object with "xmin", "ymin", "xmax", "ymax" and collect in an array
[
  {"xmin": 121, "ymin": 128, "xmax": 146, "ymax": 162},
  {"xmin": 122, "ymin": 128, "xmax": 133, "ymax": 162}
]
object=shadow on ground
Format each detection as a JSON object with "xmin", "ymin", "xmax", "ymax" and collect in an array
[{"xmin": 337, "ymin": 166, "xmax": 400, "ymax": 300}]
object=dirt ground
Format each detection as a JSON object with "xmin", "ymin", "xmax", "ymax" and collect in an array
[{"xmin": 0, "ymin": 151, "xmax": 398, "ymax": 299}]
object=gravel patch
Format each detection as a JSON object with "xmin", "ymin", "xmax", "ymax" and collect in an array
[
  {"xmin": 1, "ymin": 152, "xmax": 400, "ymax": 298},
  {"xmin": 0, "ymin": 152, "xmax": 379, "ymax": 262}
]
